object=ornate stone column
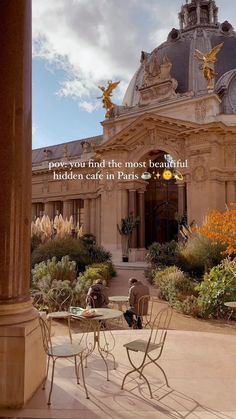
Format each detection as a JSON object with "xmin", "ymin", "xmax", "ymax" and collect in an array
[
  {"xmin": 63, "ymin": 199, "xmax": 73, "ymax": 219},
  {"xmin": 128, "ymin": 190, "xmax": 137, "ymax": 248},
  {"xmin": 0, "ymin": 0, "xmax": 45, "ymax": 407},
  {"xmin": 138, "ymin": 191, "xmax": 145, "ymax": 248},
  {"xmin": 177, "ymin": 183, "xmax": 186, "ymax": 219},
  {"xmin": 96, "ymin": 196, "xmax": 101, "ymax": 245},
  {"xmin": 226, "ymin": 181, "xmax": 235, "ymax": 205},
  {"xmin": 90, "ymin": 198, "xmax": 96, "ymax": 236},
  {"xmin": 44, "ymin": 201, "xmax": 54, "ymax": 219},
  {"xmin": 32, "ymin": 203, "xmax": 37, "ymax": 220},
  {"xmin": 83, "ymin": 199, "xmax": 90, "ymax": 234}
]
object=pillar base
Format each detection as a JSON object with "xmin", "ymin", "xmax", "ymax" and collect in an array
[{"xmin": 0, "ymin": 304, "xmax": 46, "ymax": 408}]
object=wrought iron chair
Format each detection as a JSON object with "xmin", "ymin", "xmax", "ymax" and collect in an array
[
  {"xmin": 121, "ymin": 306, "xmax": 172, "ymax": 398},
  {"xmin": 137, "ymin": 295, "xmax": 160, "ymax": 329},
  {"xmin": 47, "ymin": 286, "xmax": 74, "ymax": 342},
  {"xmin": 39, "ymin": 316, "xmax": 89, "ymax": 404}
]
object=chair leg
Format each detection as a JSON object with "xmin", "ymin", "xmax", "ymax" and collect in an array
[
  {"xmin": 74, "ymin": 356, "xmax": 79, "ymax": 384},
  {"xmin": 48, "ymin": 358, "xmax": 56, "ymax": 405},
  {"xmin": 68, "ymin": 316, "xmax": 72, "ymax": 343},
  {"xmin": 42, "ymin": 356, "xmax": 50, "ymax": 390},
  {"xmin": 80, "ymin": 354, "xmax": 89, "ymax": 399}
]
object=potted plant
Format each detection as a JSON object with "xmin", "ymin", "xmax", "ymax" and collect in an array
[{"xmin": 117, "ymin": 215, "xmax": 139, "ymax": 262}]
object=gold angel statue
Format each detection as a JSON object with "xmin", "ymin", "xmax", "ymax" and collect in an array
[
  {"xmin": 98, "ymin": 80, "xmax": 120, "ymax": 118},
  {"xmin": 194, "ymin": 43, "xmax": 224, "ymax": 90}
]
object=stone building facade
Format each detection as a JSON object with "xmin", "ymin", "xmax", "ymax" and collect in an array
[{"xmin": 32, "ymin": 0, "xmax": 236, "ymax": 262}]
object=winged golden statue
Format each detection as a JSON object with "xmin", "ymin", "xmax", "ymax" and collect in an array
[
  {"xmin": 194, "ymin": 42, "xmax": 224, "ymax": 90},
  {"xmin": 98, "ymin": 80, "xmax": 120, "ymax": 118}
]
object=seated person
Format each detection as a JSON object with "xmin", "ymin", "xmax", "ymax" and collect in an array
[
  {"xmin": 124, "ymin": 277, "xmax": 150, "ymax": 329},
  {"xmin": 86, "ymin": 278, "xmax": 109, "ymax": 308}
]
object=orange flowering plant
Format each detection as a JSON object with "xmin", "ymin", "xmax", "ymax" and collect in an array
[{"xmin": 196, "ymin": 204, "xmax": 236, "ymax": 255}]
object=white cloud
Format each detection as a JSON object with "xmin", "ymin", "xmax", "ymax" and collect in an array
[
  {"xmin": 32, "ymin": 0, "xmax": 236, "ymax": 111},
  {"xmin": 32, "ymin": 0, "xmax": 179, "ymax": 110}
]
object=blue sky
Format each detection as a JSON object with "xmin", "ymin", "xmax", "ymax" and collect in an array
[
  {"xmin": 33, "ymin": 60, "xmax": 104, "ymax": 148},
  {"xmin": 32, "ymin": 0, "xmax": 236, "ymax": 150}
]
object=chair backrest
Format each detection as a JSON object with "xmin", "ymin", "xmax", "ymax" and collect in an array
[
  {"xmin": 47, "ymin": 286, "xmax": 74, "ymax": 312},
  {"xmin": 39, "ymin": 316, "xmax": 53, "ymax": 355},
  {"xmin": 137, "ymin": 294, "xmax": 150, "ymax": 316},
  {"xmin": 149, "ymin": 305, "xmax": 173, "ymax": 349}
]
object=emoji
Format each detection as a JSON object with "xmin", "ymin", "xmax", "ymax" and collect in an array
[
  {"xmin": 141, "ymin": 172, "xmax": 152, "ymax": 180},
  {"xmin": 163, "ymin": 170, "xmax": 173, "ymax": 180},
  {"xmin": 173, "ymin": 170, "xmax": 184, "ymax": 181}
]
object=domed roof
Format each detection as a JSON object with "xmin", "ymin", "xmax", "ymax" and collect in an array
[{"xmin": 123, "ymin": 0, "xmax": 236, "ymax": 106}]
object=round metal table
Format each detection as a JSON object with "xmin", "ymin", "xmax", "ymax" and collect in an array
[
  {"xmin": 109, "ymin": 296, "xmax": 128, "ymax": 311},
  {"xmin": 71, "ymin": 308, "xmax": 123, "ymax": 380}
]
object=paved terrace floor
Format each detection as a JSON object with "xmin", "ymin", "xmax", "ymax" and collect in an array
[
  {"xmin": 1, "ymin": 329, "xmax": 236, "ymax": 419},
  {"xmin": 1, "ymin": 267, "xmax": 236, "ymax": 419}
]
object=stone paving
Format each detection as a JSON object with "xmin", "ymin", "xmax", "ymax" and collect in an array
[{"xmin": 1, "ymin": 267, "xmax": 236, "ymax": 419}]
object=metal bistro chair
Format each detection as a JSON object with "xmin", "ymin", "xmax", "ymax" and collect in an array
[
  {"xmin": 137, "ymin": 295, "xmax": 160, "ymax": 329},
  {"xmin": 121, "ymin": 306, "xmax": 172, "ymax": 398},
  {"xmin": 47, "ymin": 286, "xmax": 74, "ymax": 342},
  {"xmin": 39, "ymin": 316, "xmax": 89, "ymax": 405}
]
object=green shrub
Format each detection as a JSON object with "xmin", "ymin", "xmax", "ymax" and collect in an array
[
  {"xmin": 31, "ymin": 234, "xmax": 42, "ymax": 252},
  {"xmin": 146, "ymin": 241, "xmax": 180, "ymax": 268},
  {"xmin": 75, "ymin": 262, "xmax": 115, "ymax": 306},
  {"xmin": 178, "ymin": 235, "xmax": 225, "ymax": 278},
  {"xmin": 31, "ymin": 256, "xmax": 115, "ymax": 311},
  {"xmin": 154, "ymin": 266, "xmax": 198, "ymax": 313},
  {"xmin": 31, "ymin": 236, "xmax": 111, "ymax": 270},
  {"xmin": 196, "ymin": 259, "xmax": 236, "ymax": 318},
  {"xmin": 31, "ymin": 256, "xmax": 78, "ymax": 311}
]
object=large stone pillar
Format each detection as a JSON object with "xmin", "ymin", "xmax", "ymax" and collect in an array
[
  {"xmin": 44, "ymin": 201, "xmax": 54, "ymax": 219},
  {"xmin": 128, "ymin": 190, "xmax": 137, "ymax": 248},
  {"xmin": 96, "ymin": 196, "xmax": 101, "ymax": 245},
  {"xmin": 0, "ymin": 0, "xmax": 45, "ymax": 407},
  {"xmin": 63, "ymin": 199, "xmax": 73, "ymax": 219},
  {"xmin": 83, "ymin": 199, "xmax": 90, "ymax": 234},
  {"xmin": 138, "ymin": 191, "xmax": 145, "ymax": 248},
  {"xmin": 178, "ymin": 183, "xmax": 186, "ymax": 218},
  {"xmin": 90, "ymin": 198, "xmax": 96, "ymax": 236},
  {"xmin": 32, "ymin": 203, "xmax": 37, "ymax": 220},
  {"xmin": 226, "ymin": 181, "xmax": 235, "ymax": 205}
]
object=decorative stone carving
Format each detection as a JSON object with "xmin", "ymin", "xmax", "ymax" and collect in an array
[
  {"xmin": 195, "ymin": 100, "xmax": 207, "ymax": 122},
  {"xmin": 139, "ymin": 56, "xmax": 178, "ymax": 105},
  {"xmin": 192, "ymin": 165, "xmax": 208, "ymax": 182}
]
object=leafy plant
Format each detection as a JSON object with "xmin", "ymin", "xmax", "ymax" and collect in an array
[
  {"xmin": 196, "ymin": 259, "xmax": 236, "ymax": 318},
  {"xmin": 31, "ymin": 236, "xmax": 111, "ymax": 271},
  {"xmin": 31, "ymin": 257, "xmax": 115, "ymax": 311},
  {"xmin": 117, "ymin": 215, "xmax": 139, "ymax": 257},
  {"xmin": 75, "ymin": 262, "xmax": 115, "ymax": 306},
  {"xmin": 154, "ymin": 266, "xmax": 198, "ymax": 313},
  {"xmin": 178, "ymin": 235, "xmax": 225, "ymax": 278},
  {"xmin": 196, "ymin": 204, "xmax": 236, "ymax": 255},
  {"xmin": 146, "ymin": 241, "xmax": 180, "ymax": 268}
]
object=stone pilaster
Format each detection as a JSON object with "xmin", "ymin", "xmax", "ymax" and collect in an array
[
  {"xmin": 83, "ymin": 199, "xmax": 90, "ymax": 234},
  {"xmin": 90, "ymin": 198, "xmax": 96, "ymax": 236},
  {"xmin": 138, "ymin": 191, "xmax": 145, "ymax": 248},
  {"xmin": 44, "ymin": 201, "xmax": 54, "ymax": 219},
  {"xmin": 128, "ymin": 190, "xmax": 137, "ymax": 248},
  {"xmin": 63, "ymin": 199, "xmax": 74, "ymax": 219}
]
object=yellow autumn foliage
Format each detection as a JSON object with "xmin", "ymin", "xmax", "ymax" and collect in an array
[{"xmin": 196, "ymin": 204, "xmax": 236, "ymax": 255}]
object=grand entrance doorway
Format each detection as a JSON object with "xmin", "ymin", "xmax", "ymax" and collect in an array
[{"xmin": 145, "ymin": 152, "xmax": 179, "ymax": 246}]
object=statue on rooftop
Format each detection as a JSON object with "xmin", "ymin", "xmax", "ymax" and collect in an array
[
  {"xmin": 194, "ymin": 42, "xmax": 224, "ymax": 90},
  {"xmin": 97, "ymin": 80, "xmax": 120, "ymax": 118}
]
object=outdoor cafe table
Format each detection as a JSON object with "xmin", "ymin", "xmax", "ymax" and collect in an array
[
  {"xmin": 225, "ymin": 302, "xmax": 236, "ymax": 308},
  {"xmin": 71, "ymin": 308, "xmax": 123, "ymax": 380},
  {"xmin": 109, "ymin": 296, "xmax": 129, "ymax": 311}
]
